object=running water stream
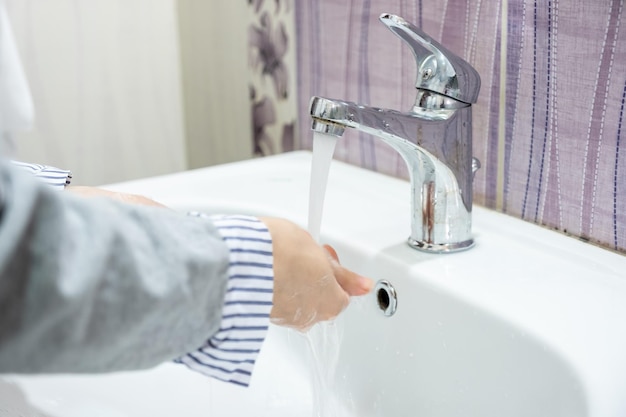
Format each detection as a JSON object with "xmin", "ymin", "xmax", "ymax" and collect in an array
[
  {"xmin": 306, "ymin": 131, "xmax": 345, "ymax": 416},
  {"xmin": 307, "ymin": 131, "xmax": 338, "ymax": 242}
]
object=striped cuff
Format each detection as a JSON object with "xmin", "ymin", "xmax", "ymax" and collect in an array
[
  {"xmin": 175, "ymin": 214, "xmax": 274, "ymax": 387},
  {"xmin": 11, "ymin": 160, "xmax": 72, "ymax": 190}
]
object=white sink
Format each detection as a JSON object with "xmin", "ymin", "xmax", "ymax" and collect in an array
[{"xmin": 2, "ymin": 151, "xmax": 626, "ymax": 416}]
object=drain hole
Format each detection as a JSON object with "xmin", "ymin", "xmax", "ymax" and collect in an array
[{"xmin": 374, "ymin": 280, "xmax": 397, "ymax": 316}]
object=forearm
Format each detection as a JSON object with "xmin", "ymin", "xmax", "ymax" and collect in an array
[{"xmin": 0, "ymin": 162, "xmax": 231, "ymax": 373}]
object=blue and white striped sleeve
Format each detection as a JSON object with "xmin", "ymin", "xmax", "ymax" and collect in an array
[
  {"xmin": 10, "ymin": 160, "xmax": 72, "ymax": 190},
  {"xmin": 175, "ymin": 214, "xmax": 274, "ymax": 387}
]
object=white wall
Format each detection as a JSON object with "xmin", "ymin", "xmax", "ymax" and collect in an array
[
  {"xmin": 176, "ymin": 0, "xmax": 253, "ymax": 169},
  {"xmin": 5, "ymin": 0, "xmax": 187, "ymax": 185}
]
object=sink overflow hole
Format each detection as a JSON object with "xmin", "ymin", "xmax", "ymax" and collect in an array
[
  {"xmin": 374, "ymin": 280, "xmax": 397, "ymax": 316},
  {"xmin": 377, "ymin": 288, "xmax": 390, "ymax": 310}
]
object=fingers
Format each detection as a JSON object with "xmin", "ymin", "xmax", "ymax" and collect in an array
[
  {"xmin": 323, "ymin": 244, "xmax": 339, "ymax": 261},
  {"xmin": 333, "ymin": 264, "xmax": 373, "ymax": 296},
  {"xmin": 324, "ymin": 244, "xmax": 373, "ymax": 296}
]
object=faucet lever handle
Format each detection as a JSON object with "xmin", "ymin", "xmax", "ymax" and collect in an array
[{"xmin": 379, "ymin": 13, "xmax": 480, "ymax": 104}]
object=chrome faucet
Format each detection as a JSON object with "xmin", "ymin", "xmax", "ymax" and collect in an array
[{"xmin": 309, "ymin": 13, "xmax": 481, "ymax": 253}]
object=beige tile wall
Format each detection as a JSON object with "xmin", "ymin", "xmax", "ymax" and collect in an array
[{"xmin": 177, "ymin": 0, "xmax": 253, "ymax": 170}]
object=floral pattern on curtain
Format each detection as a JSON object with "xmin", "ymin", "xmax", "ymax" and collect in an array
[{"xmin": 248, "ymin": 0, "xmax": 297, "ymax": 157}]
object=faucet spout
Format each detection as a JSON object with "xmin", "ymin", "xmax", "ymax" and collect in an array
[{"xmin": 310, "ymin": 96, "xmax": 476, "ymax": 253}]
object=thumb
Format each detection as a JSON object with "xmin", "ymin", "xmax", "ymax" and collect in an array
[{"xmin": 323, "ymin": 245, "xmax": 373, "ymax": 296}]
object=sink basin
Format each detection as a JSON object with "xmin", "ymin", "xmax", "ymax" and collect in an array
[{"xmin": 2, "ymin": 151, "xmax": 626, "ymax": 416}]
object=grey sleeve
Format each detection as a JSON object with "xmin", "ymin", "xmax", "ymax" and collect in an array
[{"xmin": 0, "ymin": 161, "xmax": 230, "ymax": 374}]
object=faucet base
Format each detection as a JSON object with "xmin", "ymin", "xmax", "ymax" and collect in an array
[{"xmin": 407, "ymin": 237, "xmax": 475, "ymax": 254}]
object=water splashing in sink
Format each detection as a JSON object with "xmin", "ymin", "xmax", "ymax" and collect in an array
[
  {"xmin": 303, "ymin": 298, "xmax": 369, "ymax": 417},
  {"xmin": 305, "ymin": 323, "xmax": 344, "ymax": 416}
]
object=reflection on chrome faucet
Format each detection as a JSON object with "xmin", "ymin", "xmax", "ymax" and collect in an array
[{"xmin": 309, "ymin": 13, "xmax": 481, "ymax": 253}]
